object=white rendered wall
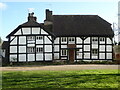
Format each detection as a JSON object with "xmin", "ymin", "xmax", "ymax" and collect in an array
[
  {"xmin": 45, "ymin": 45, "xmax": 52, "ymax": 52},
  {"xmin": 44, "ymin": 36, "xmax": 52, "ymax": 44},
  {"xmin": 10, "ymin": 37, "xmax": 17, "ymax": 45},
  {"xmin": 61, "ymin": 45, "xmax": 67, "ymax": 48},
  {"xmin": 54, "ymin": 53, "xmax": 59, "ymax": 59},
  {"xmin": 84, "ymin": 37, "xmax": 90, "ymax": 43},
  {"xmin": 28, "ymin": 54, "xmax": 34, "ymax": 61},
  {"xmin": 45, "ymin": 54, "xmax": 52, "ymax": 60},
  {"xmin": 99, "ymin": 45, "xmax": 105, "ymax": 52},
  {"xmin": 14, "ymin": 29, "xmax": 22, "ymax": 35},
  {"xmin": 54, "ymin": 45, "xmax": 59, "ymax": 52},
  {"xmin": 19, "ymin": 36, "xmax": 26, "ymax": 44},
  {"xmin": 10, "ymin": 46, "xmax": 17, "ymax": 53},
  {"xmin": 41, "ymin": 29, "xmax": 48, "ymax": 35},
  {"xmin": 106, "ymin": 45, "xmax": 112, "ymax": 52},
  {"xmin": 99, "ymin": 53, "xmax": 105, "ymax": 59},
  {"xmin": 19, "ymin": 54, "xmax": 26, "ymax": 61},
  {"xmin": 76, "ymin": 45, "xmax": 82, "ymax": 48},
  {"xmin": 77, "ymin": 53, "xmax": 82, "ymax": 59},
  {"xmin": 84, "ymin": 45, "xmax": 90, "ymax": 51},
  {"xmin": 76, "ymin": 37, "xmax": 82, "ymax": 44},
  {"xmin": 19, "ymin": 54, "xmax": 26, "ymax": 62},
  {"xmin": 9, "ymin": 26, "xmax": 53, "ymax": 62},
  {"xmin": 36, "ymin": 54, "xmax": 43, "ymax": 61},
  {"xmin": 10, "ymin": 55, "xmax": 17, "ymax": 62},
  {"xmin": 19, "ymin": 46, "xmax": 26, "ymax": 53},
  {"xmin": 106, "ymin": 53, "xmax": 112, "ymax": 59},
  {"xmin": 84, "ymin": 53, "xmax": 90, "ymax": 59},
  {"xmin": 32, "ymin": 28, "xmax": 40, "ymax": 34},
  {"xmin": 54, "ymin": 38, "xmax": 59, "ymax": 44},
  {"xmin": 22, "ymin": 28, "xmax": 31, "ymax": 35},
  {"xmin": 106, "ymin": 38, "xmax": 112, "ymax": 44}
]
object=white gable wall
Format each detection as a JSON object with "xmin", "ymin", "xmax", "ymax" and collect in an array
[{"xmin": 9, "ymin": 27, "xmax": 53, "ymax": 62}]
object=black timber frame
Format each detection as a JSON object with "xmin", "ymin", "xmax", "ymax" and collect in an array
[{"xmin": 54, "ymin": 36, "xmax": 113, "ymax": 61}]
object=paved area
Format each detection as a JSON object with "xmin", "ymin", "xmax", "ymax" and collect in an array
[{"xmin": 1, "ymin": 65, "xmax": 119, "ymax": 71}]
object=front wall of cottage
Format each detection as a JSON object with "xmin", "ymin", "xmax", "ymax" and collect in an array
[
  {"xmin": 9, "ymin": 27, "xmax": 53, "ymax": 62},
  {"xmin": 54, "ymin": 37, "xmax": 113, "ymax": 61}
]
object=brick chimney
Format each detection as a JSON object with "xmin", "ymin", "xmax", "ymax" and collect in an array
[
  {"xmin": 45, "ymin": 9, "xmax": 52, "ymax": 21},
  {"xmin": 44, "ymin": 9, "xmax": 53, "ymax": 25},
  {"xmin": 28, "ymin": 12, "xmax": 37, "ymax": 21}
]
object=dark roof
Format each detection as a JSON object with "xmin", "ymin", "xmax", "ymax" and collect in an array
[
  {"xmin": 52, "ymin": 15, "xmax": 114, "ymax": 37},
  {"xmin": 2, "ymin": 41, "xmax": 9, "ymax": 49},
  {"xmin": 6, "ymin": 23, "xmax": 41, "ymax": 38},
  {"xmin": 6, "ymin": 13, "xmax": 54, "ymax": 38},
  {"xmin": 21, "ymin": 20, "xmax": 40, "ymax": 27}
]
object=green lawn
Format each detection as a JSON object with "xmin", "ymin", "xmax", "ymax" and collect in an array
[{"xmin": 2, "ymin": 70, "xmax": 120, "ymax": 89}]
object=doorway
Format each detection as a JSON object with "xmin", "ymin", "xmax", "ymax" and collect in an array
[{"xmin": 68, "ymin": 44, "xmax": 76, "ymax": 63}]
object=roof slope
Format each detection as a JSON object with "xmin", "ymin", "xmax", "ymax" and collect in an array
[
  {"xmin": 6, "ymin": 13, "xmax": 54, "ymax": 38},
  {"xmin": 52, "ymin": 15, "xmax": 114, "ymax": 37}
]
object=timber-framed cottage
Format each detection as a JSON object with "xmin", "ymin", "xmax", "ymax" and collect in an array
[{"xmin": 2, "ymin": 9, "xmax": 114, "ymax": 63}]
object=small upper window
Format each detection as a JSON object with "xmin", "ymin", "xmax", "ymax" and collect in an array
[
  {"xmin": 92, "ymin": 37, "xmax": 98, "ymax": 41},
  {"xmin": 36, "ymin": 36, "xmax": 43, "ymax": 40},
  {"xmin": 27, "ymin": 36, "xmax": 35, "ymax": 41},
  {"xmin": 92, "ymin": 37, "xmax": 98, "ymax": 44},
  {"xmin": 61, "ymin": 50, "xmax": 67, "ymax": 56},
  {"xmin": 100, "ymin": 37, "xmax": 105, "ymax": 42},
  {"xmin": 69, "ymin": 37, "xmax": 75, "ymax": 42},
  {"xmin": 61, "ymin": 37, "xmax": 67, "ymax": 42}
]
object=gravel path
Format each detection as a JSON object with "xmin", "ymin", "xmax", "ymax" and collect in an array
[{"xmin": 1, "ymin": 65, "xmax": 119, "ymax": 71}]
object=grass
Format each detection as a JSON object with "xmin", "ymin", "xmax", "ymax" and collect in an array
[{"xmin": 2, "ymin": 70, "xmax": 120, "ymax": 89}]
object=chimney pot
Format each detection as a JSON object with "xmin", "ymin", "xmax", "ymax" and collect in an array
[{"xmin": 28, "ymin": 12, "xmax": 37, "ymax": 21}]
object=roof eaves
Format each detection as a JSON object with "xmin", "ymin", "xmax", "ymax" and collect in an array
[{"xmin": 6, "ymin": 25, "xmax": 21, "ymax": 38}]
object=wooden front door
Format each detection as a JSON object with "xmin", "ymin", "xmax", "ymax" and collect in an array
[
  {"xmin": 68, "ymin": 44, "xmax": 76, "ymax": 63},
  {"xmin": 69, "ymin": 49, "xmax": 75, "ymax": 63}
]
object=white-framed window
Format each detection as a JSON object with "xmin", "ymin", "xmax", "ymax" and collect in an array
[
  {"xmin": 92, "ymin": 37, "xmax": 98, "ymax": 44},
  {"xmin": 27, "ymin": 36, "xmax": 35, "ymax": 41},
  {"xmin": 27, "ymin": 47, "xmax": 35, "ymax": 53},
  {"xmin": 61, "ymin": 50, "xmax": 67, "ymax": 56},
  {"xmin": 99, "ymin": 37, "xmax": 105, "ymax": 41},
  {"xmin": 92, "ymin": 37, "xmax": 98, "ymax": 41},
  {"xmin": 92, "ymin": 49, "xmax": 98, "ymax": 56},
  {"xmin": 27, "ymin": 47, "xmax": 43, "ymax": 53},
  {"xmin": 61, "ymin": 37, "xmax": 67, "ymax": 42},
  {"xmin": 69, "ymin": 37, "xmax": 75, "ymax": 42},
  {"xmin": 36, "ymin": 36, "xmax": 43, "ymax": 40},
  {"xmin": 36, "ymin": 47, "xmax": 43, "ymax": 53}
]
